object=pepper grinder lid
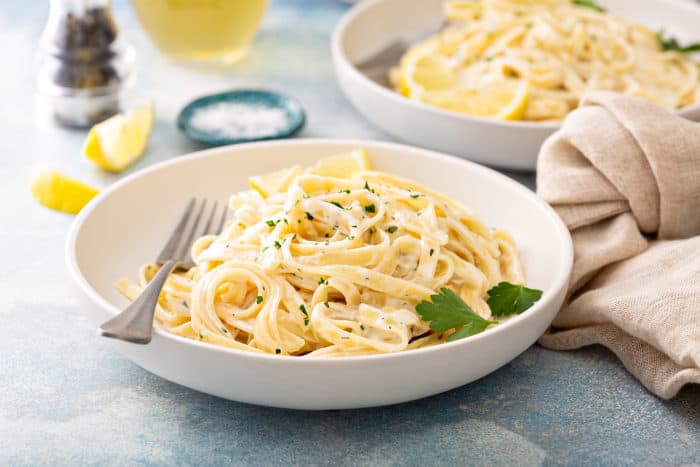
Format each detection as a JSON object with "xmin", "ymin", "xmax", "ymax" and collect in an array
[{"xmin": 37, "ymin": 0, "xmax": 134, "ymax": 127}]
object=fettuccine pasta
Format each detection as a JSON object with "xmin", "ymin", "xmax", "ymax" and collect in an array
[
  {"xmin": 391, "ymin": 0, "xmax": 700, "ymax": 121},
  {"xmin": 116, "ymin": 150, "xmax": 525, "ymax": 356}
]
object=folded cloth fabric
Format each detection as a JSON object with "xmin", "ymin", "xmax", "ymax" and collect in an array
[{"xmin": 536, "ymin": 91, "xmax": 700, "ymax": 399}]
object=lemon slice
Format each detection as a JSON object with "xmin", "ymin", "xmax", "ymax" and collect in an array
[
  {"xmin": 396, "ymin": 35, "xmax": 530, "ymax": 121},
  {"xmin": 421, "ymin": 79, "xmax": 530, "ymax": 120},
  {"xmin": 249, "ymin": 165, "xmax": 303, "ymax": 198},
  {"xmin": 309, "ymin": 148, "xmax": 371, "ymax": 179},
  {"xmin": 31, "ymin": 167, "xmax": 99, "ymax": 214},
  {"xmin": 398, "ymin": 38, "xmax": 455, "ymax": 98},
  {"xmin": 83, "ymin": 102, "xmax": 155, "ymax": 172}
]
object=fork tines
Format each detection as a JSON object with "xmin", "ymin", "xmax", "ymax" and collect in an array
[{"xmin": 156, "ymin": 198, "xmax": 227, "ymax": 267}]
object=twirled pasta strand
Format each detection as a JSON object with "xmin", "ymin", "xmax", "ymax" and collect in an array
[
  {"xmin": 399, "ymin": 0, "xmax": 700, "ymax": 121},
  {"xmin": 117, "ymin": 162, "xmax": 525, "ymax": 356}
]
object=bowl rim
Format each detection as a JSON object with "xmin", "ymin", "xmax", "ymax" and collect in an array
[
  {"xmin": 66, "ymin": 138, "xmax": 573, "ymax": 365},
  {"xmin": 330, "ymin": 0, "xmax": 700, "ymax": 130}
]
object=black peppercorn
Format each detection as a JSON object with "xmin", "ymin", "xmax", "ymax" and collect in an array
[{"xmin": 38, "ymin": 1, "xmax": 133, "ymax": 127}]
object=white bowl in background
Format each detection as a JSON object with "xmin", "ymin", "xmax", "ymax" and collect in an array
[
  {"xmin": 66, "ymin": 139, "xmax": 572, "ymax": 409},
  {"xmin": 331, "ymin": 0, "xmax": 700, "ymax": 170}
]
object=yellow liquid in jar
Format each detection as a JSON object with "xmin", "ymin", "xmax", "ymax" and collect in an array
[{"xmin": 131, "ymin": 0, "xmax": 268, "ymax": 64}]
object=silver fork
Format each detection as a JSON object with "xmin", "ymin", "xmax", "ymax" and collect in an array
[
  {"xmin": 99, "ymin": 199, "xmax": 226, "ymax": 344},
  {"xmin": 354, "ymin": 21, "xmax": 447, "ymax": 84}
]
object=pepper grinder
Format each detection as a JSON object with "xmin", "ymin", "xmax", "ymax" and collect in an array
[{"xmin": 37, "ymin": 0, "xmax": 134, "ymax": 127}]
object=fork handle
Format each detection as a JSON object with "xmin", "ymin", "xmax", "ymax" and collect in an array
[{"xmin": 99, "ymin": 259, "xmax": 179, "ymax": 344}]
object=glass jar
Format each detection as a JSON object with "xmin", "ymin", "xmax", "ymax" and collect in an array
[
  {"xmin": 37, "ymin": 0, "xmax": 134, "ymax": 127},
  {"xmin": 131, "ymin": 0, "xmax": 268, "ymax": 65}
]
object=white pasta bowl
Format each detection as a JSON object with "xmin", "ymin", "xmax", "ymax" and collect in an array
[
  {"xmin": 331, "ymin": 0, "xmax": 700, "ymax": 170},
  {"xmin": 66, "ymin": 139, "xmax": 572, "ymax": 409}
]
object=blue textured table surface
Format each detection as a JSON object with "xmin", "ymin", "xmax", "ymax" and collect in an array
[{"xmin": 2, "ymin": 1, "xmax": 699, "ymax": 465}]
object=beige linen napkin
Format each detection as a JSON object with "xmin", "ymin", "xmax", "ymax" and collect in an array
[{"xmin": 536, "ymin": 91, "xmax": 700, "ymax": 399}]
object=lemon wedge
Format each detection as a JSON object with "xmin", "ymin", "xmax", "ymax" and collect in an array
[
  {"xmin": 397, "ymin": 38, "xmax": 455, "ymax": 97},
  {"xmin": 421, "ymin": 79, "xmax": 530, "ymax": 120},
  {"xmin": 248, "ymin": 150, "xmax": 372, "ymax": 197},
  {"xmin": 249, "ymin": 165, "xmax": 304, "ymax": 198},
  {"xmin": 83, "ymin": 102, "xmax": 155, "ymax": 172},
  {"xmin": 309, "ymin": 148, "xmax": 371, "ymax": 179},
  {"xmin": 31, "ymin": 167, "xmax": 99, "ymax": 214},
  {"xmin": 396, "ymin": 36, "xmax": 530, "ymax": 120}
]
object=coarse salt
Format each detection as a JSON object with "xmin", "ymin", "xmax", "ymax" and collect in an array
[{"xmin": 190, "ymin": 101, "xmax": 290, "ymax": 139}]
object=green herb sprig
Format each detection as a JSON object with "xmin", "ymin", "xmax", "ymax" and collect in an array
[
  {"xmin": 416, "ymin": 288, "xmax": 496, "ymax": 342},
  {"xmin": 486, "ymin": 282, "xmax": 542, "ymax": 317},
  {"xmin": 571, "ymin": 0, "xmax": 605, "ymax": 12},
  {"xmin": 656, "ymin": 30, "xmax": 700, "ymax": 52},
  {"xmin": 415, "ymin": 282, "xmax": 543, "ymax": 342}
]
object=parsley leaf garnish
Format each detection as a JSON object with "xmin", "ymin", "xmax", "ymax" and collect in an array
[
  {"xmin": 273, "ymin": 240, "xmax": 282, "ymax": 249},
  {"xmin": 364, "ymin": 203, "xmax": 376, "ymax": 213},
  {"xmin": 571, "ymin": 0, "xmax": 605, "ymax": 12},
  {"xmin": 265, "ymin": 219, "xmax": 276, "ymax": 227},
  {"xmin": 387, "ymin": 226, "xmax": 398, "ymax": 233},
  {"xmin": 486, "ymin": 282, "xmax": 543, "ymax": 317},
  {"xmin": 256, "ymin": 295, "xmax": 263, "ymax": 304},
  {"xmin": 656, "ymin": 30, "xmax": 700, "ymax": 52},
  {"xmin": 305, "ymin": 211, "xmax": 314, "ymax": 220},
  {"xmin": 415, "ymin": 288, "xmax": 496, "ymax": 342},
  {"xmin": 327, "ymin": 201, "xmax": 344, "ymax": 209},
  {"xmin": 300, "ymin": 304, "xmax": 310, "ymax": 326}
]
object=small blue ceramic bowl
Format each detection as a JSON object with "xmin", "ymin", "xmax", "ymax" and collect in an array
[{"xmin": 177, "ymin": 89, "xmax": 306, "ymax": 146}]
